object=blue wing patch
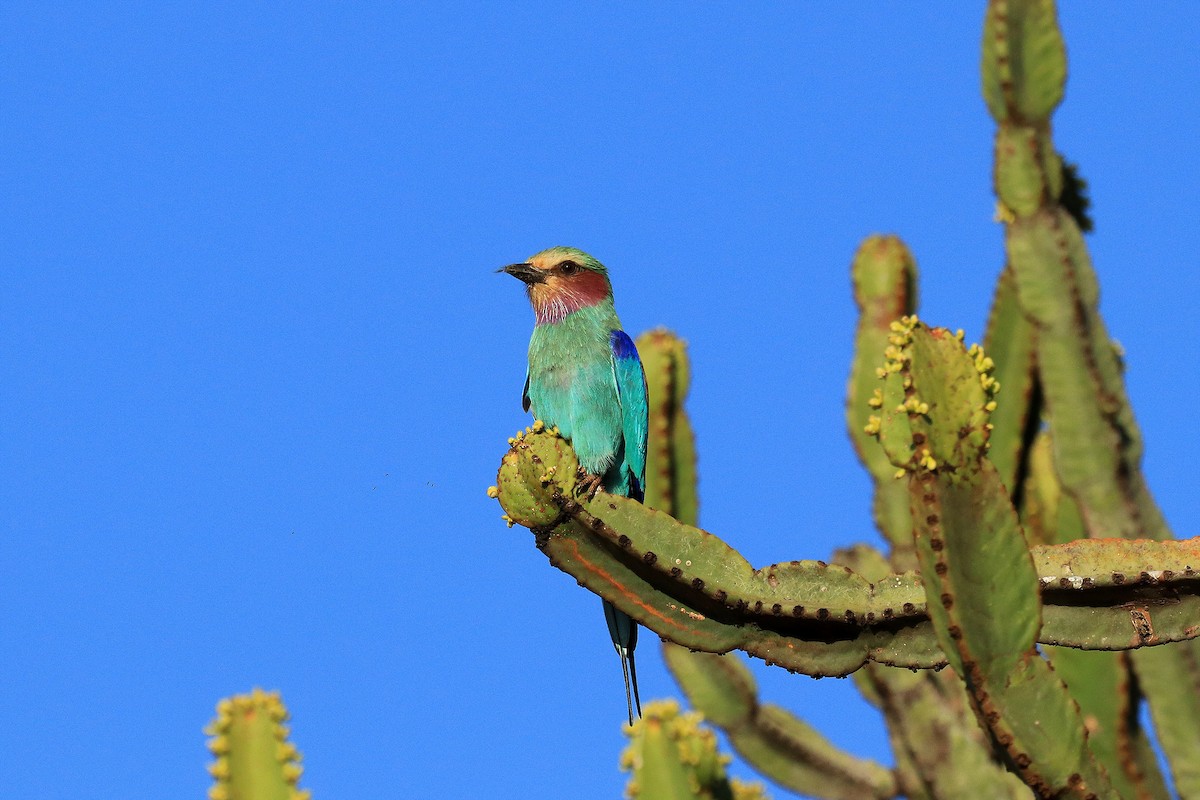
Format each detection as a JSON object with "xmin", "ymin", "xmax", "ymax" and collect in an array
[{"xmin": 609, "ymin": 330, "xmax": 648, "ymax": 502}]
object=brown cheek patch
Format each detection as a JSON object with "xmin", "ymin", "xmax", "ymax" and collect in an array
[
  {"xmin": 565, "ymin": 270, "xmax": 610, "ymax": 309},
  {"xmin": 532, "ymin": 271, "xmax": 610, "ymax": 319}
]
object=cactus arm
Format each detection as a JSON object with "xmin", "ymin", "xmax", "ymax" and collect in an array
[
  {"xmin": 981, "ymin": 0, "xmax": 1065, "ymax": 125},
  {"xmin": 544, "ymin": 505, "xmax": 936, "ymax": 675},
  {"xmin": 981, "ymin": 266, "xmax": 1040, "ymax": 500},
  {"xmin": 637, "ymin": 329, "xmax": 698, "ymax": 524},
  {"xmin": 492, "ymin": 429, "xmax": 1200, "ymax": 676},
  {"xmin": 1128, "ymin": 647, "xmax": 1200, "ymax": 798},
  {"xmin": 847, "ymin": 235, "xmax": 919, "ymax": 562},
  {"xmin": 837, "ymin": 544, "xmax": 1034, "ymax": 800},
  {"xmin": 205, "ymin": 689, "xmax": 309, "ymax": 800},
  {"xmin": 621, "ymin": 700, "xmax": 768, "ymax": 800},
  {"xmin": 848, "ymin": 251, "xmax": 1040, "ymax": 798},
  {"xmin": 627, "ymin": 711, "xmax": 699, "ymax": 799},
  {"xmin": 876, "ymin": 321, "xmax": 1117, "ymax": 798},
  {"xmin": 665, "ymin": 647, "xmax": 897, "ymax": 800},
  {"xmin": 984, "ymin": 0, "xmax": 1200, "ymax": 786}
]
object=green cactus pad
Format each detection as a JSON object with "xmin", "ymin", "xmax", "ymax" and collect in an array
[
  {"xmin": 873, "ymin": 318, "xmax": 997, "ymax": 476},
  {"xmin": 995, "ymin": 124, "xmax": 1057, "ymax": 218},
  {"xmin": 492, "ymin": 422, "xmax": 577, "ymax": 529}
]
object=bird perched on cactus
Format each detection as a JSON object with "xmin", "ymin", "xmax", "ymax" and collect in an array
[{"xmin": 500, "ymin": 246, "xmax": 649, "ymax": 725}]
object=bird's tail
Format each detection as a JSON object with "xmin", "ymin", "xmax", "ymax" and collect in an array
[{"xmin": 603, "ymin": 599, "xmax": 641, "ymax": 725}]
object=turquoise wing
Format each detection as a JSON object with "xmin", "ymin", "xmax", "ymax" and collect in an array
[{"xmin": 609, "ymin": 330, "xmax": 648, "ymax": 502}]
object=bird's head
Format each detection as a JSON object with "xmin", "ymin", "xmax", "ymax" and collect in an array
[{"xmin": 499, "ymin": 246, "xmax": 613, "ymax": 325}]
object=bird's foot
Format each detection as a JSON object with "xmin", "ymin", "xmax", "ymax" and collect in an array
[{"xmin": 575, "ymin": 468, "xmax": 604, "ymax": 500}]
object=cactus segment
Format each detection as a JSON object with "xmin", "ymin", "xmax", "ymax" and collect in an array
[
  {"xmin": 880, "ymin": 325, "xmax": 1115, "ymax": 797},
  {"xmin": 494, "ymin": 424, "xmax": 577, "ymax": 529},
  {"xmin": 205, "ymin": 689, "xmax": 310, "ymax": 800},
  {"xmin": 981, "ymin": 0, "xmax": 1066, "ymax": 124},
  {"xmin": 987, "ymin": 6, "xmax": 1197, "ymax": 774},
  {"xmin": 863, "ymin": 664, "xmax": 1034, "ymax": 800},
  {"xmin": 836, "ymin": 545, "xmax": 1036, "ymax": 800},
  {"xmin": 982, "ymin": 268, "xmax": 1039, "ymax": 501},
  {"xmin": 847, "ymin": 235, "xmax": 919, "ymax": 557},
  {"xmin": 663, "ymin": 646, "xmax": 757, "ymax": 729},
  {"xmin": 1045, "ymin": 649, "xmax": 1166, "ymax": 800},
  {"xmin": 544, "ymin": 508, "xmax": 935, "ymax": 675},
  {"xmin": 1004, "ymin": 210, "xmax": 1157, "ymax": 541},
  {"xmin": 665, "ymin": 648, "xmax": 896, "ymax": 800},
  {"xmin": 621, "ymin": 699, "xmax": 769, "ymax": 800},
  {"xmin": 1130, "ymin": 646, "xmax": 1200, "ymax": 798},
  {"xmin": 1031, "ymin": 537, "xmax": 1200, "ymax": 587},
  {"xmin": 493, "ymin": 429, "xmax": 1200, "ymax": 676},
  {"xmin": 637, "ymin": 329, "xmax": 699, "ymax": 526},
  {"xmin": 995, "ymin": 125, "xmax": 1060, "ymax": 218}
]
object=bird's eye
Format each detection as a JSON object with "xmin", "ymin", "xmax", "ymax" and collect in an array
[{"xmin": 559, "ymin": 261, "xmax": 579, "ymax": 275}]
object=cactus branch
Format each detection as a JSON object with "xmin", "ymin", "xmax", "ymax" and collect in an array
[
  {"xmin": 665, "ymin": 647, "xmax": 897, "ymax": 800},
  {"xmin": 491, "ymin": 429, "xmax": 1200, "ymax": 677}
]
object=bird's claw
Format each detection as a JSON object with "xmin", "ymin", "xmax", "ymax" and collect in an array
[{"xmin": 576, "ymin": 468, "xmax": 604, "ymax": 500}]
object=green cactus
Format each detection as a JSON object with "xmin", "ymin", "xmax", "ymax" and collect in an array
[
  {"xmin": 205, "ymin": 689, "xmax": 309, "ymax": 800},
  {"xmin": 664, "ymin": 647, "xmax": 895, "ymax": 800},
  {"xmin": 878, "ymin": 321, "xmax": 1114, "ymax": 797},
  {"xmin": 488, "ymin": 1, "xmax": 1200, "ymax": 797},
  {"xmin": 848, "ymin": 236, "xmax": 919, "ymax": 565},
  {"xmin": 637, "ymin": 329, "xmax": 699, "ymax": 526},
  {"xmin": 620, "ymin": 700, "xmax": 769, "ymax": 800},
  {"xmin": 492, "ymin": 441, "xmax": 1200, "ymax": 669}
]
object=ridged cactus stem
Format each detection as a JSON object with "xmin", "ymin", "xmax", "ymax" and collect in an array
[
  {"xmin": 205, "ymin": 689, "xmax": 310, "ymax": 800},
  {"xmin": 621, "ymin": 700, "xmax": 769, "ymax": 800},
  {"xmin": 983, "ymin": 1, "xmax": 1200, "ymax": 791},
  {"xmin": 665, "ymin": 633, "xmax": 897, "ymax": 800},
  {"xmin": 981, "ymin": 266, "xmax": 1041, "ymax": 502},
  {"xmin": 847, "ymin": 235, "xmax": 919, "ymax": 567},
  {"xmin": 836, "ymin": 545, "xmax": 1032, "ymax": 800},
  {"xmin": 491, "ymin": 430, "xmax": 1200, "ymax": 676},
  {"xmin": 874, "ymin": 319, "xmax": 1114, "ymax": 798},
  {"xmin": 637, "ymin": 328, "xmax": 698, "ymax": 525}
]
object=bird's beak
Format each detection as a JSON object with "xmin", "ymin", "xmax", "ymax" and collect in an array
[{"xmin": 497, "ymin": 262, "xmax": 546, "ymax": 285}]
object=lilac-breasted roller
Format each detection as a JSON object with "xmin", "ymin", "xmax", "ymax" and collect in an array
[{"xmin": 500, "ymin": 246, "xmax": 648, "ymax": 725}]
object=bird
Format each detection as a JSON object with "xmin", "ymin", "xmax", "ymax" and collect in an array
[{"xmin": 499, "ymin": 246, "xmax": 648, "ymax": 725}]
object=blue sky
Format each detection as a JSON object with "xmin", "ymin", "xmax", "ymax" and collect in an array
[{"xmin": 2, "ymin": 4, "xmax": 1198, "ymax": 798}]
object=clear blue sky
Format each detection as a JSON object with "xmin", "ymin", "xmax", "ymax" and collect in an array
[{"xmin": 3, "ymin": 4, "xmax": 1198, "ymax": 798}]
